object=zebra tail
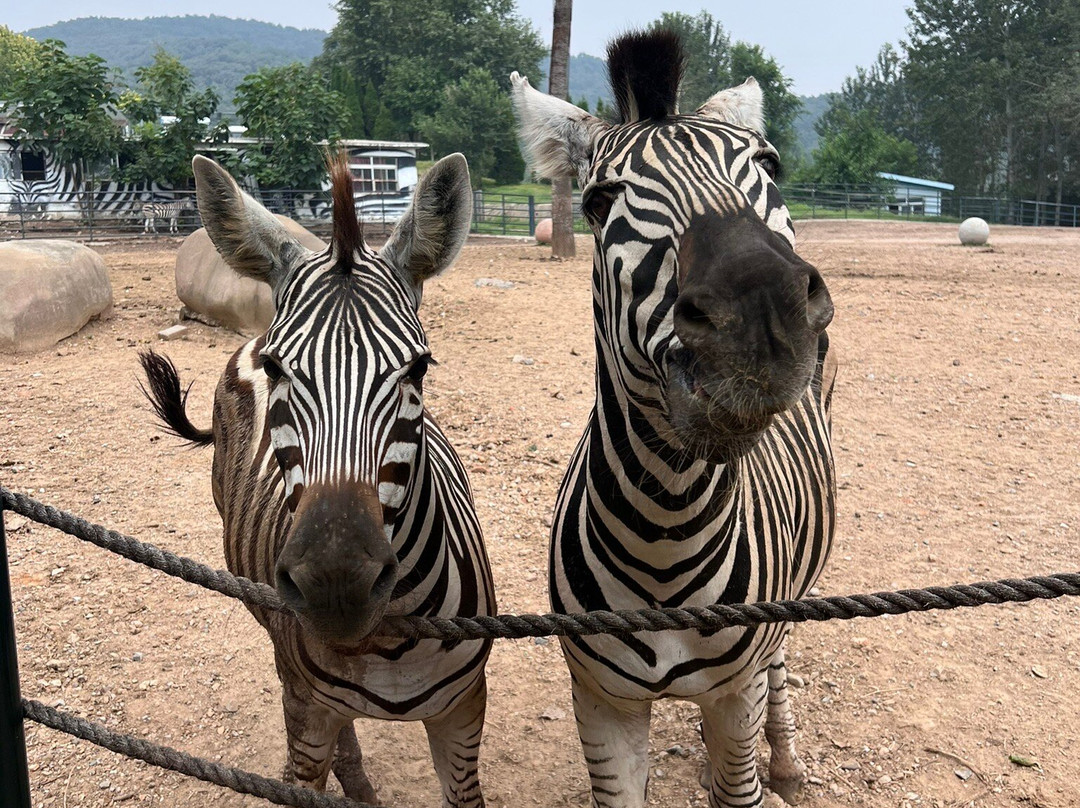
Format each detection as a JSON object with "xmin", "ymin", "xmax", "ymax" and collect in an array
[{"xmin": 138, "ymin": 349, "xmax": 214, "ymax": 447}]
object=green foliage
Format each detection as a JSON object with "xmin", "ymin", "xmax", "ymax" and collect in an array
[
  {"xmin": 322, "ymin": 0, "xmax": 547, "ymax": 141},
  {"xmin": 418, "ymin": 68, "xmax": 521, "ymax": 186},
  {"xmin": 4, "ymin": 39, "xmax": 121, "ymax": 185},
  {"xmin": 646, "ymin": 11, "xmax": 802, "ymax": 157},
  {"xmin": 233, "ymin": 63, "xmax": 347, "ymax": 189},
  {"xmin": 804, "ymin": 108, "xmax": 919, "ymax": 186},
  {"xmin": 23, "ymin": 16, "xmax": 326, "ymax": 115},
  {"xmin": 649, "ymin": 11, "xmax": 730, "ymax": 111},
  {"xmin": 329, "ymin": 66, "xmax": 396, "ymax": 139},
  {"xmin": 0, "ymin": 26, "xmax": 42, "ymax": 92},
  {"xmin": 116, "ymin": 49, "xmax": 220, "ymax": 185}
]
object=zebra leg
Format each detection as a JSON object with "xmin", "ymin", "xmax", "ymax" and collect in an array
[
  {"xmin": 331, "ymin": 721, "xmax": 379, "ymax": 804},
  {"xmin": 422, "ymin": 672, "xmax": 487, "ymax": 808},
  {"xmin": 279, "ymin": 678, "xmax": 339, "ymax": 791},
  {"xmin": 570, "ymin": 675, "xmax": 652, "ymax": 808},
  {"xmin": 698, "ymin": 670, "xmax": 782, "ymax": 808},
  {"xmin": 763, "ymin": 649, "xmax": 807, "ymax": 804}
]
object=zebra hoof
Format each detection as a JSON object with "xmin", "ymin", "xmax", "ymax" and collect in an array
[
  {"xmin": 762, "ymin": 788, "xmax": 792, "ymax": 808},
  {"xmin": 767, "ymin": 775, "xmax": 805, "ymax": 805}
]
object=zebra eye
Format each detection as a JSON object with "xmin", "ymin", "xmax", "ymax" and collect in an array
[
  {"xmin": 582, "ymin": 186, "xmax": 618, "ymax": 226},
  {"xmin": 755, "ymin": 153, "xmax": 782, "ymax": 182},
  {"xmin": 262, "ymin": 356, "xmax": 285, "ymax": 383},
  {"xmin": 403, "ymin": 355, "xmax": 436, "ymax": 385}
]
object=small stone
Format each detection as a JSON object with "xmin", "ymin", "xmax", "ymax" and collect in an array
[
  {"xmin": 538, "ymin": 707, "xmax": 566, "ymax": 721},
  {"xmin": 1031, "ymin": 665, "xmax": 1048, "ymax": 679},
  {"xmin": 99, "ymin": 780, "xmax": 111, "ymax": 790},
  {"xmin": 808, "ymin": 775, "xmax": 823, "ymax": 785},
  {"xmin": 653, "ymin": 768, "xmax": 665, "ymax": 779},
  {"xmin": 954, "ymin": 767, "xmax": 973, "ymax": 781},
  {"xmin": 808, "ymin": 587, "xmax": 822, "ymax": 597},
  {"xmin": 132, "ymin": 652, "xmax": 144, "ymax": 662},
  {"xmin": 541, "ymin": 514, "xmax": 553, "ymax": 528},
  {"xmin": 560, "ymin": 421, "xmax": 573, "ymax": 429},
  {"xmin": 474, "ymin": 277, "xmax": 515, "ymax": 289},
  {"xmin": 840, "ymin": 759, "xmax": 860, "ymax": 771},
  {"xmin": 533, "ymin": 637, "xmax": 549, "ymax": 646},
  {"xmin": 877, "ymin": 775, "xmax": 892, "ymax": 786},
  {"xmin": 904, "ymin": 792, "xmax": 920, "ymax": 801},
  {"xmin": 158, "ymin": 324, "xmax": 188, "ymax": 341},
  {"xmin": 6, "ymin": 515, "xmax": 28, "ymax": 532},
  {"xmin": 511, "ymin": 355, "xmax": 534, "ymax": 365},
  {"xmin": 952, "ymin": 359, "xmax": 961, "ymax": 366}
]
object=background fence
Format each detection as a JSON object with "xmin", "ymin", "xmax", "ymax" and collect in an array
[{"xmin": 3, "ymin": 185, "xmax": 1079, "ymax": 241}]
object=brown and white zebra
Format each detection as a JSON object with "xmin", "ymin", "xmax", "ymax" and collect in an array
[
  {"xmin": 139, "ymin": 153, "xmax": 495, "ymax": 806},
  {"xmin": 512, "ymin": 30, "xmax": 836, "ymax": 808}
]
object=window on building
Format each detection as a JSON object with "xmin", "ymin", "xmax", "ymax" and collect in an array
[{"xmin": 20, "ymin": 152, "xmax": 47, "ymax": 182}]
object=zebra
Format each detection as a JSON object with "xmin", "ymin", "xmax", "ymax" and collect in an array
[
  {"xmin": 511, "ymin": 30, "xmax": 836, "ymax": 808},
  {"xmin": 139, "ymin": 152, "xmax": 495, "ymax": 806},
  {"xmin": 141, "ymin": 197, "xmax": 194, "ymax": 233}
]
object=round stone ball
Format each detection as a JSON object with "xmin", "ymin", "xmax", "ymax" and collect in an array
[
  {"xmin": 958, "ymin": 217, "xmax": 990, "ymax": 246},
  {"xmin": 535, "ymin": 217, "xmax": 553, "ymax": 244}
]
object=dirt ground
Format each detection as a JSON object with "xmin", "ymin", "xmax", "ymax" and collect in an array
[{"xmin": 3, "ymin": 219, "xmax": 1080, "ymax": 808}]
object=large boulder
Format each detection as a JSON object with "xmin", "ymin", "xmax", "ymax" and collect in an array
[
  {"xmin": 0, "ymin": 240, "xmax": 113, "ymax": 353},
  {"xmin": 175, "ymin": 216, "xmax": 325, "ymax": 335}
]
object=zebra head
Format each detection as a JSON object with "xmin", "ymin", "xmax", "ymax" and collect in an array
[
  {"xmin": 192, "ymin": 153, "xmax": 472, "ymax": 645},
  {"xmin": 512, "ymin": 30, "xmax": 833, "ymax": 465}
]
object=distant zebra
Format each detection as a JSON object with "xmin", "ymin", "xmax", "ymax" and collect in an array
[
  {"xmin": 141, "ymin": 198, "xmax": 194, "ymax": 233},
  {"xmin": 140, "ymin": 152, "xmax": 494, "ymax": 806},
  {"xmin": 512, "ymin": 30, "xmax": 836, "ymax": 808}
]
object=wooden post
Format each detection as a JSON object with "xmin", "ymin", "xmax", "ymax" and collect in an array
[{"xmin": 549, "ymin": 0, "xmax": 575, "ymax": 258}]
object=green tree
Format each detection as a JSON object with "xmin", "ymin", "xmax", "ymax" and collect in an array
[
  {"xmin": 116, "ymin": 49, "xmax": 219, "ymax": 185},
  {"xmin": 729, "ymin": 42, "xmax": 802, "ymax": 158},
  {"xmin": 806, "ymin": 108, "xmax": 918, "ymax": 186},
  {"xmin": 0, "ymin": 26, "xmax": 42, "ymax": 93},
  {"xmin": 418, "ymin": 67, "xmax": 520, "ymax": 186},
  {"xmin": 321, "ymin": 0, "xmax": 546, "ymax": 139},
  {"xmin": 649, "ymin": 11, "xmax": 730, "ymax": 111},
  {"xmin": 4, "ymin": 39, "xmax": 121, "ymax": 192},
  {"xmin": 233, "ymin": 63, "xmax": 348, "ymax": 189}
]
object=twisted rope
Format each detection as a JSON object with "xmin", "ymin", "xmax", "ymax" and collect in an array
[
  {"xmin": 22, "ymin": 699, "xmax": 374, "ymax": 808},
  {"xmin": 4, "ymin": 486, "xmax": 1080, "ymax": 641}
]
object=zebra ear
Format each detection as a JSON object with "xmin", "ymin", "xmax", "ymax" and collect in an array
[
  {"xmin": 192, "ymin": 155, "xmax": 309, "ymax": 290},
  {"xmin": 510, "ymin": 72, "xmax": 608, "ymax": 185},
  {"xmin": 379, "ymin": 152, "xmax": 472, "ymax": 292},
  {"xmin": 697, "ymin": 77, "xmax": 765, "ymax": 134}
]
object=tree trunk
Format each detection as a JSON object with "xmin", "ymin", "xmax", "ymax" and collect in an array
[{"xmin": 549, "ymin": 0, "xmax": 575, "ymax": 259}]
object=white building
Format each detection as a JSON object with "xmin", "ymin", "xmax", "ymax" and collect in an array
[{"xmin": 877, "ymin": 172, "xmax": 955, "ymax": 216}]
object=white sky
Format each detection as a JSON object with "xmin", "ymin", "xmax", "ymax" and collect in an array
[{"xmin": 7, "ymin": 1, "xmax": 914, "ymax": 96}]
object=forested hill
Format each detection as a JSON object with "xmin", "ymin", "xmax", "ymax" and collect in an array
[{"xmin": 22, "ymin": 16, "xmax": 327, "ymax": 108}]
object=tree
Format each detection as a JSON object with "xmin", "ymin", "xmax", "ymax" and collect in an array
[
  {"xmin": 0, "ymin": 26, "xmax": 41, "ymax": 93},
  {"xmin": 4, "ymin": 39, "xmax": 121, "ymax": 193},
  {"xmin": 549, "ymin": 0, "xmax": 575, "ymax": 258},
  {"xmin": 233, "ymin": 63, "xmax": 347, "ymax": 189},
  {"xmin": 649, "ymin": 11, "xmax": 730, "ymax": 111},
  {"xmin": 420, "ymin": 68, "xmax": 520, "ymax": 186},
  {"xmin": 321, "ymin": 0, "xmax": 547, "ymax": 140},
  {"xmin": 729, "ymin": 43, "xmax": 802, "ymax": 158},
  {"xmin": 116, "ymin": 49, "xmax": 219, "ymax": 186},
  {"xmin": 806, "ymin": 108, "xmax": 918, "ymax": 186}
]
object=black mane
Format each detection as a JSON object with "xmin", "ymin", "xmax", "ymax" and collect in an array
[{"xmin": 607, "ymin": 29, "xmax": 685, "ymax": 124}]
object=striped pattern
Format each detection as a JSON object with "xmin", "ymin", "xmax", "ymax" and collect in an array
[
  {"xmin": 517, "ymin": 33, "xmax": 837, "ymax": 808},
  {"xmin": 141, "ymin": 198, "xmax": 193, "ymax": 233},
  {"xmin": 143, "ymin": 153, "xmax": 490, "ymax": 807},
  {"xmin": 211, "ymin": 248, "xmax": 494, "ymax": 806}
]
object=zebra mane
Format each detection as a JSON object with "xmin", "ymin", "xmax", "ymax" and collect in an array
[
  {"xmin": 329, "ymin": 150, "xmax": 363, "ymax": 269},
  {"xmin": 607, "ymin": 29, "xmax": 685, "ymax": 123}
]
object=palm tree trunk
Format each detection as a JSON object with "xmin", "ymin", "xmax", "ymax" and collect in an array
[{"xmin": 549, "ymin": 0, "xmax": 575, "ymax": 258}]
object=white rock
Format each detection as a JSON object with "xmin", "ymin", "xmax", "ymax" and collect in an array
[{"xmin": 958, "ymin": 217, "xmax": 990, "ymax": 246}]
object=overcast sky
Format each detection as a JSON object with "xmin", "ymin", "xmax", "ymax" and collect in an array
[{"xmin": 8, "ymin": 1, "xmax": 914, "ymax": 96}]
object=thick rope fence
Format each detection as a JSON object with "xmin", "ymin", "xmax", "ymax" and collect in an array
[{"xmin": 4, "ymin": 484, "xmax": 1080, "ymax": 808}]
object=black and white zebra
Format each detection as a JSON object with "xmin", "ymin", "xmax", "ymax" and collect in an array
[
  {"xmin": 512, "ymin": 31, "xmax": 836, "ymax": 808},
  {"xmin": 141, "ymin": 197, "xmax": 194, "ymax": 233},
  {"xmin": 139, "ymin": 153, "xmax": 495, "ymax": 806}
]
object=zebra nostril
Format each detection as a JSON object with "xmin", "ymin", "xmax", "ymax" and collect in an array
[
  {"xmin": 674, "ymin": 295, "xmax": 713, "ymax": 335},
  {"xmin": 275, "ymin": 566, "xmax": 305, "ymax": 608},
  {"xmin": 371, "ymin": 561, "xmax": 398, "ymax": 601}
]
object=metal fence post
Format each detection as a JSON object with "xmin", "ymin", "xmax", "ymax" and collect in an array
[
  {"xmin": 17, "ymin": 195, "xmax": 26, "ymax": 239},
  {"xmin": 0, "ymin": 507, "xmax": 33, "ymax": 808},
  {"xmin": 528, "ymin": 196, "xmax": 536, "ymax": 236}
]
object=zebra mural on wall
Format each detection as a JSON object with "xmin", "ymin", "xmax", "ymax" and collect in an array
[
  {"xmin": 139, "ymin": 152, "xmax": 495, "ymax": 807},
  {"xmin": 512, "ymin": 30, "xmax": 836, "ymax": 808}
]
